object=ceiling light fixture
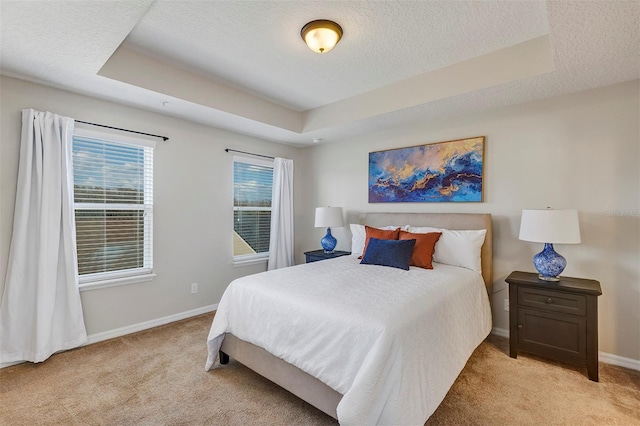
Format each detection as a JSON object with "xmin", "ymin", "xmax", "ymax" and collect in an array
[{"xmin": 301, "ymin": 20, "xmax": 343, "ymax": 54}]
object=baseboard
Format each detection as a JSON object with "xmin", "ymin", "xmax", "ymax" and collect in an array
[
  {"xmin": 599, "ymin": 352, "xmax": 640, "ymax": 371},
  {"xmin": 491, "ymin": 327, "xmax": 509, "ymax": 338},
  {"xmin": 86, "ymin": 304, "xmax": 217, "ymax": 345},
  {"xmin": 5, "ymin": 314, "xmax": 637, "ymax": 373},
  {"xmin": 0, "ymin": 360, "xmax": 23, "ymax": 369},
  {"xmin": 490, "ymin": 327, "xmax": 640, "ymax": 372},
  {"xmin": 0, "ymin": 304, "xmax": 217, "ymax": 369}
]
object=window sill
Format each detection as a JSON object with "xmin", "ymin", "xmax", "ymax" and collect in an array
[
  {"xmin": 79, "ymin": 273, "xmax": 156, "ymax": 291},
  {"xmin": 233, "ymin": 256, "xmax": 268, "ymax": 268}
]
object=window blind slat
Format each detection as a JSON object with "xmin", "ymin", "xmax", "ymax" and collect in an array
[
  {"xmin": 233, "ymin": 160, "xmax": 273, "ymax": 257},
  {"xmin": 73, "ymin": 135, "xmax": 153, "ymax": 280}
]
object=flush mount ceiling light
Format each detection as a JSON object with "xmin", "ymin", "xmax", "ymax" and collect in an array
[{"xmin": 301, "ymin": 20, "xmax": 343, "ymax": 53}]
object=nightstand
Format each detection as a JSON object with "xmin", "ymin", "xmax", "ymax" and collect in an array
[
  {"xmin": 304, "ymin": 249, "xmax": 351, "ymax": 263},
  {"xmin": 506, "ymin": 271, "xmax": 602, "ymax": 381}
]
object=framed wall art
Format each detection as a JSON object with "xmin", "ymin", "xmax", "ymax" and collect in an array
[{"xmin": 368, "ymin": 136, "xmax": 485, "ymax": 203}]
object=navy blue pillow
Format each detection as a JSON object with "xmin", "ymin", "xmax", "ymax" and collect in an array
[{"xmin": 360, "ymin": 237, "xmax": 416, "ymax": 270}]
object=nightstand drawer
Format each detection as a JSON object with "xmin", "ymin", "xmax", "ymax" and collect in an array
[
  {"xmin": 304, "ymin": 250, "xmax": 351, "ymax": 263},
  {"xmin": 306, "ymin": 254, "xmax": 325, "ymax": 263},
  {"xmin": 518, "ymin": 287, "xmax": 586, "ymax": 316}
]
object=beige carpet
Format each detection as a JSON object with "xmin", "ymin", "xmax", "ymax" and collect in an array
[{"xmin": 1, "ymin": 313, "xmax": 638, "ymax": 425}]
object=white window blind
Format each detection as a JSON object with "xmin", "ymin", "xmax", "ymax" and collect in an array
[
  {"xmin": 72, "ymin": 131, "xmax": 154, "ymax": 283},
  {"xmin": 233, "ymin": 157, "xmax": 273, "ymax": 260}
]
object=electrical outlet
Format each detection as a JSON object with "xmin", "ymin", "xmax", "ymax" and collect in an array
[
  {"xmin": 504, "ymin": 299, "xmax": 509, "ymax": 311},
  {"xmin": 191, "ymin": 283, "xmax": 198, "ymax": 294}
]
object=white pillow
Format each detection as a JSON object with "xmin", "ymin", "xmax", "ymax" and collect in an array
[
  {"xmin": 350, "ymin": 224, "xmax": 409, "ymax": 257},
  {"xmin": 408, "ymin": 226, "xmax": 487, "ymax": 274}
]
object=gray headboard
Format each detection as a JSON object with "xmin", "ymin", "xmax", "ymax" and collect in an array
[{"xmin": 360, "ymin": 213, "xmax": 493, "ymax": 295}]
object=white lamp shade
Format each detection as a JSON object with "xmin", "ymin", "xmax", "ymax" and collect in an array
[
  {"xmin": 519, "ymin": 209, "xmax": 581, "ymax": 244},
  {"xmin": 315, "ymin": 207, "xmax": 344, "ymax": 228}
]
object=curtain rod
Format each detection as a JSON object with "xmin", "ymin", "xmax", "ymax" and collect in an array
[
  {"xmin": 225, "ymin": 148, "xmax": 274, "ymax": 159},
  {"xmin": 76, "ymin": 120, "xmax": 169, "ymax": 142}
]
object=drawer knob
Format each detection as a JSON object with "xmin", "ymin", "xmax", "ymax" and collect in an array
[
  {"xmin": 518, "ymin": 324, "xmax": 523, "ymax": 329},
  {"xmin": 546, "ymin": 297, "xmax": 553, "ymax": 304}
]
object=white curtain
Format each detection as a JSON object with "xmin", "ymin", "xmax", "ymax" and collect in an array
[
  {"xmin": 268, "ymin": 157, "xmax": 294, "ymax": 270},
  {"xmin": 0, "ymin": 109, "xmax": 87, "ymax": 363}
]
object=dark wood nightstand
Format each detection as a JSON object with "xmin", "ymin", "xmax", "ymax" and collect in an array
[
  {"xmin": 506, "ymin": 271, "xmax": 602, "ymax": 381},
  {"xmin": 304, "ymin": 250, "xmax": 351, "ymax": 263}
]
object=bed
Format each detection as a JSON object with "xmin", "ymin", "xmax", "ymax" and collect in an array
[{"xmin": 206, "ymin": 212, "xmax": 493, "ymax": 424}]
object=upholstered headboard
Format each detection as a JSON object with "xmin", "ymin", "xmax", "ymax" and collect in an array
[{"xmin": 360, "ymin": 213, "xmax": 493, "ymax": 295}]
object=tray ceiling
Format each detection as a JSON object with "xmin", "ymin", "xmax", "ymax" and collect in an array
[{"xmin": 1, "ymin": 1, "xmax": 638, "ymax": 145}]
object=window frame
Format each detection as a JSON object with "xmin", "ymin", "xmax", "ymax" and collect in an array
[
  {"xmin": 72, "ymin": 127, "xmax": 156, "ymax": 290},
  {"xmin": 232, "ymin": 155, "xmax": 274, "ymax": 266}
]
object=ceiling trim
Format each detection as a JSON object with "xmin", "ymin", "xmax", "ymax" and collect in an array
[
  {"xmin": 99, "ymin": 35, "xmax": 553, "ymax": 137},
  {"xmin": 99, "ymin": 46, "xmax": 303, "ymax": 132},
  {"xmin": 303, "ymin": 35, "xmax": 554, "ymax": 132}
]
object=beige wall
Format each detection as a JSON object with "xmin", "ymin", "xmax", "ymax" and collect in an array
[
  {"xmin": 0, "ymin": 76, "xmax": 305, "ymax": 335},
  {"xmin": 301, "ymin": 80, "xmax": 640, "ymax": 362}
]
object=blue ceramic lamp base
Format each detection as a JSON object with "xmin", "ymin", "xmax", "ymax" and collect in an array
[
  {"xmin": 533, "ymin": 243, "xmax": 566, "ymax": 281},
  {"xmin": 321, "ymin": 227, "xmax": 337, "ymax": 253}
]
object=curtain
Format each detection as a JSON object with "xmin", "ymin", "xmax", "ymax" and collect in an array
[
  {"xmin": 268, "ymin": 158, "xmax": 294, "ymax": 270},
  {"xmin": 0, "ymin": 109, "xmax": 87, "ymax": 363}
]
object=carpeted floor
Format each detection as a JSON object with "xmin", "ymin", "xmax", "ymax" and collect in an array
[{"xmin": 1, "ymin": 313, "xmax": 638, "ymax": 425}]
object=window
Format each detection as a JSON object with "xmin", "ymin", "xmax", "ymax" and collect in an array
[
  {"xmin": 72, "ymin": 128, "xmax": 154, "ymax": 286},
  {"xmin": 233, "ymin": 156, "xmax": 273, "ymax": 263}
]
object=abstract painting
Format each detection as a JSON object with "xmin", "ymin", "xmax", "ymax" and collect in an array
[{"xmin": 368, "ymin": 136, "xmax": 484, "ymax": 203}]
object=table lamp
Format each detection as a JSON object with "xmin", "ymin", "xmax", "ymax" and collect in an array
[
  {"xmin": 314, "ymin": 207, "xmax": 344, "ymax": 253},
  {"xmin": 519, "ymin": 209, "xmax": 581, "ymax": 281}
]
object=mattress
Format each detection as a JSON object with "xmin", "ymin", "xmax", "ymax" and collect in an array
[{"xmin": 206, "ymin": 256, "xmax": 492, "ymax": 425}]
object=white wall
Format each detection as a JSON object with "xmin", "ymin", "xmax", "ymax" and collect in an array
[
  {"xmin": 1, "ymin": 75, "xmax": 638, "ymax": 364},
  {"xmin": 301, "ymin": 81, "xmax": 640, "ymax": 362},
  {"xmin": 0, "ymin": 76, "xmax": 305, "ymax": 335}
]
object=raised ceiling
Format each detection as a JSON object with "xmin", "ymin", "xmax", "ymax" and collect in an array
[{"xmin": 1, "ymin": 1, "xmax": 638, "ymax": 146}]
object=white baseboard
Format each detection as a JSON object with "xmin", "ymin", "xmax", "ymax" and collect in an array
[
  {"xmin": 599, "ymin": 351, "xmax": 640, "ymax": 371},
  {"xmin": 86, "ymin": 304, "xmax": 217, "ymax": 345},
  {"xmin": 0, "ymin": 360, "xmax": 23, "ymax": 369},
  {"xmin": 490, "ymin": 327, "xmax": 640, "ymax": 372},
  {"xmin": 0, "ymin": 304, "xmax": 217, "ymax": 369},
  {"xmin": 5, "ymin": 313, "xmax": 638, "ymax": 373},
  {"xmin": 491, "ymin": 327, "xmax": 509, "ymax": 338}
]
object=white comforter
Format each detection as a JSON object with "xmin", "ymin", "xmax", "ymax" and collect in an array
[{"xmin": 206, "ymin": 256, "xmax": 492, "ymax": 425}]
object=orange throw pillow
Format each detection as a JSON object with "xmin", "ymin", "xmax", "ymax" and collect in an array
[
  {"xmin": 399, "ymin": 230, "xmax": 442, "ymax": 269},
  {"xmin": 359, "ymin": 226, "xmax": 401, "ymax": 259}
]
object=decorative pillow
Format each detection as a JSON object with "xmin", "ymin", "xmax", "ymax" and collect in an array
[
  {"xmin": 360, "ymin": 226, "xmax": 402, "ymax": 259},
  {"xmin": 360, "ymin": 238, "xmax": 416, "ymax": 270},
  {"xmin": 408, "ymin": 226, "xmax": 487, "ymax": 274},
  {"xmin": 350, "ymin": 224, "xmax": 407, "ymax": 257},
  {"xmin": 399, "ymin": 230, "xmax": 442, "ymax": 269}
]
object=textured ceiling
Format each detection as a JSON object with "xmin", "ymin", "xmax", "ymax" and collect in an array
[
  {"xmin": 125, "ymin": 0, "xmax": 549, "ymax": 110},
  {"xmin": 1, "ymin": 1, "xmax": 638, "ymax": 146},
  {"xmin": 0, "ymin": 0, "xmax": 153, "ymax": 78}
]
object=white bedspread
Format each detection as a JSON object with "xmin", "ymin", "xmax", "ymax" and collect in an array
[{"xmin": 206, "ymin": 256, "xmax": 492, "ymax": 425}]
